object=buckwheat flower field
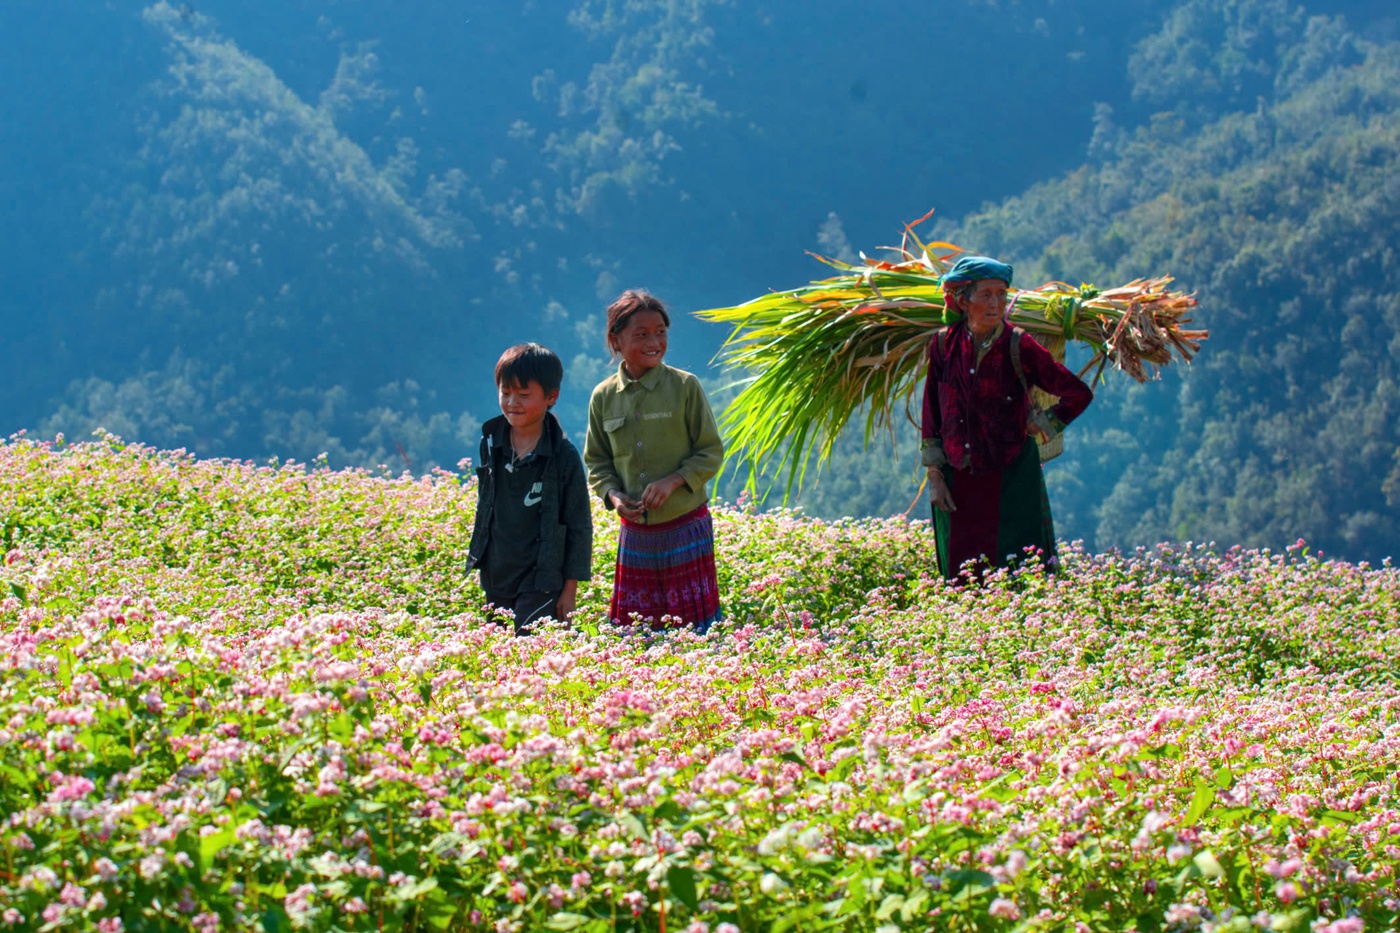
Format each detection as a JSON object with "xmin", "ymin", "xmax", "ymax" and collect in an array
[{"xmin": 2, "ymin": 437, "xmax": 1398, "ymax": 933}]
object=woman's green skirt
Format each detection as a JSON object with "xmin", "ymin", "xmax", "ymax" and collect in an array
[{"xmin": 932, "ymin": 441, "xmax": 1057, "ymax": 580}]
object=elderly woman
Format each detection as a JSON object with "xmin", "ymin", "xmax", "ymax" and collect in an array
[{"xmin": 921, "ymin": 256, "xmax": 1094, "ymax": 581}]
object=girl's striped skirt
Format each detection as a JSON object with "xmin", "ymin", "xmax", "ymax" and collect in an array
[{"xmin": 612, "ymin": 504, "xmax": 722, "ymax": 632}]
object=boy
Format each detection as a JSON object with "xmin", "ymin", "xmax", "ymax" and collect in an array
[{"xmin": 467, "ymin": 343, "xmax": 592, "ymax": 635}]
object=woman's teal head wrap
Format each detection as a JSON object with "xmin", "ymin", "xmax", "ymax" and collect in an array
[{"xmin": 940, "ymin": 255, "xmax": 1014, "ymax": 288}]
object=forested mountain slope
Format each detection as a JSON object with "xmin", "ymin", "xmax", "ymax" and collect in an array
[
  {"xmin": 2, "ymin": 0, "xmax": 1397, "ymax": 560},
  {"xmin": 937, "ymin": 11, "xmax": 1400, "ymax": 559}
]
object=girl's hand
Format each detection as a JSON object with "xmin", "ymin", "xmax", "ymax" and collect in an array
[
  {"xmin": 608, "ymin": 488, "xmax": 646, "ymax": 522},
  {"xmin": 928, "ymin": 468, "xmax": 957, "ymax": 513},
  {"xmin": 640, "ymin": 473, "xmax": 686, "ymax": 510}
]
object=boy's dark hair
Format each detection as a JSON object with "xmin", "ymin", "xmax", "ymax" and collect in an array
[
  {"xmin": 495, "ymin": 343, "xmax": 563, "ymax": 398},
  {"xmin": 604, "ymin": 289, "xmax": 670, "ymax": 352}
]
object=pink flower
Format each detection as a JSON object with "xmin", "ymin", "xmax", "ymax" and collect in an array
[
  {"xmin": 1276, "ymin": 881, "xmax": 1299, "ymax": 904},
  {"xmin": 989, "ymin": 898, "xmax": 1021, "ymax": 920},
  {"xmin": 285, "ymin": 883, "xmax": 318, "ymax": 922},
  {"xmin": 1315, "ymin": 919, "xmax": 1363, "ymax": 933},
  {"xmin": 46, "ymin": 772, "xmax": 96, "ymax": 803}
]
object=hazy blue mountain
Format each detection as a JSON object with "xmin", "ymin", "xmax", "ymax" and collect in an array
[{"xmin": 2, "ymin": 0, "xmax": 1397, "ymax": 559}]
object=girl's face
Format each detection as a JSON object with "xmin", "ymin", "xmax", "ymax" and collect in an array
[{"xmin": 612, "ymin": 310, "xmax": 668, "ymax": 378}]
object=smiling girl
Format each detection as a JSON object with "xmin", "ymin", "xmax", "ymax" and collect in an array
[{"xmin": 584, "ymin": 289, "xmax": 725, "ymax": 633}]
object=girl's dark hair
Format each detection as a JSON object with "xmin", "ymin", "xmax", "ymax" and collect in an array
[
  {"xmin": 604, "ymin": 289, "xmax": 670, "ymax": 351},
  {"xmin": 495, "ymin": 343, "xmax": 563, "ymax": 397}
]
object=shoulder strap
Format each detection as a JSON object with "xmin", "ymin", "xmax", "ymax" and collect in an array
[
  {"xmin": 1008, "ymin": 326, "xmax": 1029, "ymax": 394},
  {"xmin": 935, "ymin": 326, "xmax": 950, "ymax": 364}
]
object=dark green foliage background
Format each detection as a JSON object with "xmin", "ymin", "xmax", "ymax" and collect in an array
[{"xmin": 1, "ymin": 0, "xmax": 1397, "ymax": 560}]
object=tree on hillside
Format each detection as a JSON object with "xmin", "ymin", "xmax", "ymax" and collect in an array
[{"xmin": 946, "ymin": 16, "xmax": 1400, "ymax": 560}]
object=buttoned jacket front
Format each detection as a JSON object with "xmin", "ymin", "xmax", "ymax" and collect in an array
[
  {"xmin": 921, "ymin": 323, "xmax": 1093, "ymax": 474},
  {"xmin": 584, "ymin": 362, "xmax": 724, "ymax": 525}
]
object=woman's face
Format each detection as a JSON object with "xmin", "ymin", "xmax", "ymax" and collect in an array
[
  {"xmin": 964, "ymin": 279, "xmax": 1009, "ymax": 335},
  {"xmin": 612, "ymin": 309, "xmax": 668, "ymax": 377}
]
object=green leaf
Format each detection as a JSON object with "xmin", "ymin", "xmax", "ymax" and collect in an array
[
  {"xmin": 619, "ymin": 813, "xmax": 646, "ymax": 839},
  {"xmin": 260, "ymin": 906, "xmax": 290, "ymax": 933},
  {"xmin": 1184, "ymin": 780, "xmax": 1215, "ymax": 825},
  {"xmin": 654, "ymin": 799, "xmax": 686, "ymax": 825},
  {"xmin": 875, "ymin": 894, "xmax": 905, "ymax": 920},
  {"xmin": 1214, "ymin": 806, "xmax": 1256, "ymax": 826},
  {"xmin": 1193, "ymin": 849, "xmax": 1224, "ymax": 878},
  {"xmin": 421, "ymin": 887, "xmax": 458, "ymax": 931},
  {"xmin": 199, "ymin": 825, "xmax": 238, "ymax": 869},
  {"xmin": 1135, "ymin": 909, "xmax": 1164, "ymax": 932},
  {"xmin": 668, "ymin": 865, "xmax": 700, "ymax": 912},
  {"xmin": 901, "ymin": 890, "xmax": 930, "ymax": 922},
  {"xmin": 394, "ymin": 876, "xmax": 440, "ymax": 901},
  {"xmin": 945, "ymin": 869, "xmax": 996, "ymax": 897},
  {"xmin": 544, "ymin": 913, "xmax": 588, "ymax": 931}
]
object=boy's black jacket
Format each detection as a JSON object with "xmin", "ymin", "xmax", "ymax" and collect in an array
[{"xmin": 466, "ymin": 412, "xmax": 593, "ymax": 592}]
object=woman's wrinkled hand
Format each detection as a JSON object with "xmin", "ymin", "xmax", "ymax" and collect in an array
[
  {"xmin": 1028, "ymin": 408, "xmax": 1061, "ymax": 446},
  {"xmin": 928, "ymin": 468, "xmax": 957, "ymax": 513}
]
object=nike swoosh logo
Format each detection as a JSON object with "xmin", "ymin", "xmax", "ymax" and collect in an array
[{"xmin": 524, "ymin": 491, "xmax": 543, "ymax": 507}]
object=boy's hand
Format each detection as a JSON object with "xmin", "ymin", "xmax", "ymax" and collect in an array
[
  {"xmin": 556, "ymin": 583, "xmax": 578, "ymax": 622},
  {"xmin": 608, "ymin": 488, "xmax": 645, "ymax": 522},
  {"xmin": 640, "ymin": 473, "xmax": 686, "ymax": 510}
]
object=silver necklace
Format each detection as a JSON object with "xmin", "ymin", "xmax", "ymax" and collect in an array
[{"xmin": 506, "ymin": 436, "xmax": 539, "ymax": 472}]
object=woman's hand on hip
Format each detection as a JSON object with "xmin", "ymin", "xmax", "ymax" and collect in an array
[{"xmin": 928, "ymin": 468, "xmax": 957, "ymax": 513}]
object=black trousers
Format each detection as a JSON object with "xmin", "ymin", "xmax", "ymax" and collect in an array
[{"xmin": 484, "ymin": 589, "xmax": 561, "ymax": 636}]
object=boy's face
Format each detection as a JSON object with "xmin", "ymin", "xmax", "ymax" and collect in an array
[{"xmin": 498, "ymin": 379, "xmax": 558, "ymax": 432}]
